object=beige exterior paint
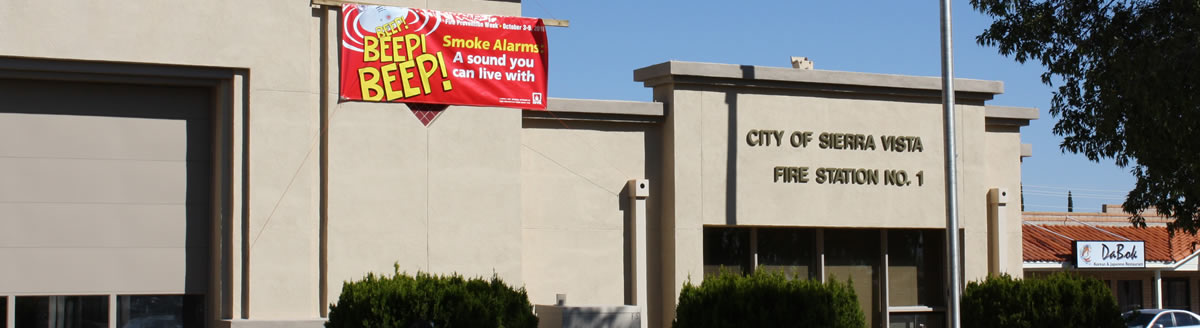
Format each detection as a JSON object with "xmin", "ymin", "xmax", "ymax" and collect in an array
[
  {"xmin": 521, "ymin": 118, "xmax": 658, "ymax": 306},
  {"xmin": 0, "ymin": 0, "xmax": 524, "ymax": 325},
  {"xmin": 983, "ymin": 107, "xmax": 1037, "ymax": 276},
  {"xmin": 1, "ymin": 2, "xmax": 1035, "ymax": 328},
  {"xmin": 635, "ymin": 61, "xmax": 1034, "ymax": 327}
]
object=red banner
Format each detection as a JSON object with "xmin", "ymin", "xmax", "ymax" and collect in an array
[{"xmin": 340, "ymin": 4, "xmax": 548, "ymax": 110}]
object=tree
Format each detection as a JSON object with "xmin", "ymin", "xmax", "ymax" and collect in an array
[
  {"xmin": 971, "ymin": 0, "xmax": 1200, "ymax": 233},
  {"xmin": 1068, "ymin": 191, "xmax": 1074, "ymax": 212}
]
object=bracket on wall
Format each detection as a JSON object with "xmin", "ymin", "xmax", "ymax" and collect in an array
[{"xmin": 310, "ymin": 0, "xmax": 570, "ymax": 27}]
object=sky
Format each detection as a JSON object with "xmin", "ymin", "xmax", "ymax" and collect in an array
[{"xmin": 521, "ymin": 0, "xmax": 1137, "ymax": 214}]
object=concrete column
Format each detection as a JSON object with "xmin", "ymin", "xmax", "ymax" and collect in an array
[
  {"xmin": 1155, "ymin": 271, "xmax": 1163, "ymax": 309},
  {"xmin": 880, "ymin": 230, "xmax": 890, "ymax": 328},
  {"xmin": 750, "ymin": 228, "xmax": 759, "ymax": 269},
  {"xmin": 627, "ymin": 179, "xmax": 650, "ymax": 328},
  {"xmin": 6, "ymin": 295, "xmax": 14, "ymax": 328},
  {"xmin": 109, "ymin": 294, "xmax": 118, "ymax": 328},
  {"xmin": 987, "ymin": 188, "xmax": 1009, "ymax": 275},
  {"xmin": 817, "ymin": 229, "xmax": 825, "ymax": 283}
]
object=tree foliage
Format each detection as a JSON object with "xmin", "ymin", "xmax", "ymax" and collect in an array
[
  {"xmin": 971, "ymin": 0, "xmax": 1200, "ymax": 232},
  {"xmin": 673, "ymin": 270, "xmax": 865, "ymax": 328},
  {"xmin": 962, "ymin": 272, "xmax": 1124, "ymax": 328},
  {"xmin": 326, "ymin": 266, "xmax": 537, "ymax": 328}
]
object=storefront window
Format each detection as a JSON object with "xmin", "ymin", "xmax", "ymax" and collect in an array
[
  {"xmin": 826, "ymin": 229, "xmax": 881, "ymax": 327},
  {"xmin": 757, "ymin": 228, "xmax": 815, "ymax": 279},
  {"xmin": 1117, "ymin": 280, "xmax": 1143, "ymax": 312},
  {"xmin": 1165, "ymin": 278, "xmax": 1190, "ymax": 310},
  {"xmin": 887, "ymin": 230, "xmax": 945, "ymax": 307},
  {"xmin": 1, "ymin": 297, "xmax": 6, "ymax": 328},
  {"xmin": 16, "ymin": 295, "xmax": 108, "ymax": 328},
  {"xmin": 703, "ymin": 227, "xmax": 751, "ymax": 276},
  {"xmin": 117, "ymin": 295, "xmax": 205, "ymax": 328}
]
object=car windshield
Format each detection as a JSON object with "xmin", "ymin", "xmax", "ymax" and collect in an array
[{"xmin": 1124, "ymin": 312, "xmax": 1158, "ymax": 328}]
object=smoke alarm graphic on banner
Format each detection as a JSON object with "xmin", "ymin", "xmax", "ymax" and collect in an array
[
  {"xmin": 1074, "ymin": 240, "xmax": 1145, "ymax": 268},
  {"xmin": 340, "ymin": 4, "xmax": 549, "ymax": 110}
]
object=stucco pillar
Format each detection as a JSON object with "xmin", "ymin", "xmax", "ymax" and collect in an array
[
  {"xmin": 987, "ymin": 188, "xmax": 1009, "ymax": 275},
  {"xmin": 628, "ymin": 179, "xmax": 650, "ymax": 328},
  {"xmin": 1155, "ymin": 270, "xmax": 1163, "ymax": 309},
  {"xmin": 6, "ymin": 295, "xmax": 14, "ymax": 328}
]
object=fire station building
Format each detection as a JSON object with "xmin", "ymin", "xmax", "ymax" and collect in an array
[{"xmin": 0, "ymin": 0, "xmax": 1036, "ymax": 327}]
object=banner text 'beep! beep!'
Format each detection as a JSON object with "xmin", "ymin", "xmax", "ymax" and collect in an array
[
  {"xmin": 357, "ymin": 30, "xmax": 452, "ymax": 101},
  {"xmin": 342, "ymin": 5, "xmax": 549, "ymax": 110}
]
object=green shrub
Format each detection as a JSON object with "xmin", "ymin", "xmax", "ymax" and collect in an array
[
  {"xmin": 326, "ymin": 265, "xmax": 537, "ymax": 328},
  {"xmin": 962, "ymin": 272, "xmax": 1123, "ymax": 328},
  {"xmin": 673, "ymin": 270, "xmax": 866, "ymax": 328}
]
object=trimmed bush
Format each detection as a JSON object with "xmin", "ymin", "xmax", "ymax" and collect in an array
[
  {"xmin": 326, "ymin": 266, "xmax": 537, "ymax": 328},
  {"xmin": 673, "ymin": 270, "xmax": 866, "ymax": 328},
  {"xmin": 962, "ymin": 272, "xmax": 1123, "ymax": 328}
]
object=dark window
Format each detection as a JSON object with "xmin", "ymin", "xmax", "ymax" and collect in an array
[
  {"xmin": 888, "ymin": 229, "xmax": 945, "ymax": 307},
  {"xmin": 16, "ymin": 295, "xmax": 108, "ymax": 328},
  {"xmin": 1117, "ymin": 280, "xmax": 1144, "ymax": 312},
  {"xmin": 1175, "ymin": 312, "xmax": 1200, "ymax": 326},
  {"xmin": 1165, "ymin": 278, "xmax": 1190, "ymax": 310},
  {"xmin": 118, "ymin": 295, "xmax": 205, "ymax": 328},
  {"xmin": 1, "ymin": 297, "xmax": 6, "ymax": 328},
  {"xmin": 703, "ymin": 227, "xmax": 751, "ymax": 276},
  {"xmin": 757, "ymin": 228, "xmax": 814, "ymax": 279},
  {"xmin": 825, "ymin": 229, "xmax": 881, "ymax": 327}
]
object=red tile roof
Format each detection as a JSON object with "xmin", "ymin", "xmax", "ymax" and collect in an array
[
  {"xmin": 1024, "ymin": 211, "xmax": 1173, "ymax": 225},
  {"xmin": 1023, "ymin": 224, "xmax": 1200, "ymax": 263}
]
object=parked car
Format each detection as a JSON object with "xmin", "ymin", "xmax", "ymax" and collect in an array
[{"xmin": 1125, "ymin": 309, "xmax": 1200, "ymax": 328}]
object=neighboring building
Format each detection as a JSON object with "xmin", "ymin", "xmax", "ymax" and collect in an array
[
  {"xmin": 1024, "ymin": 206, "xmax": 1200, "ymax": 313},
  {"xmin": 1, "ymin": 1, "xmax": 1036, "ymax": 328}
]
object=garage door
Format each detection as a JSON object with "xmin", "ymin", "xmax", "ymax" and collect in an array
[{"xmin": 0, "ymin": 78, "xmax": 211, "ymax": 326}]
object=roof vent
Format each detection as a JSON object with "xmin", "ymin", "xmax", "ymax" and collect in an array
[{"xmin": 790, "ymin": 57, "xmax": 813, "ymax": 70}]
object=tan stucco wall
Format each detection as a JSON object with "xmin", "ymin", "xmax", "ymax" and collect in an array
[
  {"xmin": 519, "ymin": 119, "xmax": 660, "ymax": 307},
  {"xmin": 326, "ymin": 101, "xmax": 432, "ymax": 293},
  {"xmin": 723, "ymin": 92, "xmax": 952, "ymax": 228},
  {"xmin": 636, "ymin": 61, "xmax": 1033, "ymax": 327},
  {"xmin": 982, "ymin": 123, "xmax": 1027, "ymax": 278},
  {"xmin": 326, "ymin": 103, "xmax": 525, "ymax": 302},
  {"xmin": 0, "ymin": 0, "xmax": 523, "ymax": 322},
  {"xmin": 957, "ymin": 104, "xmax": 991, "ymax": 283}
]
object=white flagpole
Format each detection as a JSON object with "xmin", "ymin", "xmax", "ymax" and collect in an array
[{"xmin": 939, "ymin": 0, "xmax": 963, "ymax": 327}]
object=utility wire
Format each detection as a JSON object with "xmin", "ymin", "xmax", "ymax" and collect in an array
[
  {"xmin": 1023, "ymin": 184, "xmax": 1130, "ymax": 194},
  {"xmin": 1024, "ymin": 191, "xmax": 1124, "ymax": 200}
]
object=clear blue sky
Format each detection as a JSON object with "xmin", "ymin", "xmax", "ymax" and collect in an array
[{"xmin": 522, "ymin": 0, "xmax": 1136, "ymax": 213}]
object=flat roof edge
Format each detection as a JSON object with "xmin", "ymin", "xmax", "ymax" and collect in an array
[
  {"xmin": 544, "ymin": 97, "xmax": 663, "ymax": 117},
  {"xmin": 986, "ymin": 105, "xmax": 1039, "ymax": 120},
  {"xmin": 633, "ymin": 60, "xmax": 1005, "ymax": 96}
]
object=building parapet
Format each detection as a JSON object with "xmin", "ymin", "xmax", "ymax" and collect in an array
[
  {"xmin": 633, "ymin": 60, "xmax": 1004, "ymax": 101},
  {"xmin": 524, "ymin": 97, "xmax": 664, "ymax": 123},
  {"xmin": 985, "ymin": 105, "xmax": 1039, "ymax": 127}
]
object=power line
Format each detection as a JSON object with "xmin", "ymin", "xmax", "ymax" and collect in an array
[
  {"xmin": 1023, "ymin": 191, "xmax": 1124, "ymax": 200},
  {"xmin": 1023, "ymin": 189, "xmax": 1127, "ymax": 197},
  {"xmin": 1023, "ymin": 204, "xmax": 1071, "ymax": 210},
  {"xmin": 1023, "ymin": 184, "xmax": 1129, "ymax": 194}
]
